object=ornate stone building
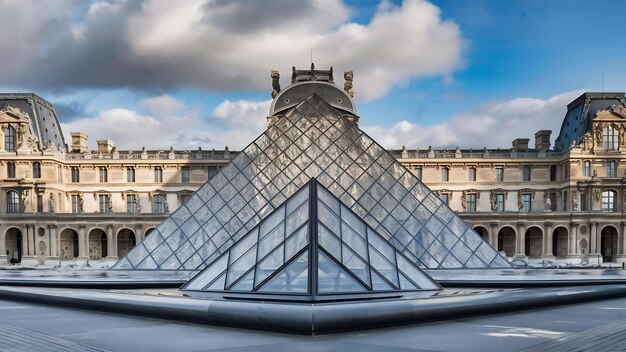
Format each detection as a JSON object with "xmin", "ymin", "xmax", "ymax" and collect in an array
[{"xmin": 1, "ymin": 90, "xmax": 625, "ymax": 266}]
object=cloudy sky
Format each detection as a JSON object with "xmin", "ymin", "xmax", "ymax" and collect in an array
[{"xmin": 1, "ymin": 0, "xmax": 625, "ymax": 150}]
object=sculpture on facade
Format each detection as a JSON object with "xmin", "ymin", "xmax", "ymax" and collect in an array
[
  {"xmin": 344, "ymin": 70, "xmax": 354, "ymax": 97},
  {"xmin": 545, "ymin": 196, "xmax": 551, "ymax": 212},
  {"xmin": 517, "ymin": 195, "xmax": 524, "ymax": 211},
  {"xmin": 573, "ymin": 195, "xmax": 579, "ymax": 211},
  {"xmin": 48, "ymin": 193, "xmax": 54, "ymax": 213},
  {"xmin": 489, "ymin": 192, "xmax": 497, "ymax": 211},
  {"xmin": 271, "ymin": 70, "xmax": 281, "ymax": 98}
]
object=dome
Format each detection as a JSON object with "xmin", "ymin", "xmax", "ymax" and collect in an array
[{"xmin": 269, "ymin": 81, "xmax": 357, "ymax": 117}]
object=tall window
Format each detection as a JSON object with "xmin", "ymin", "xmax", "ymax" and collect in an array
[
  {"xmin": 602, "ymin": 190, "xmax": 617, "ymax": 212},
  {"xmin": 439, "ymin": 194, "xmax": 449, "ymax": 205},
  {"xmin": 441, "ymin": 167, "xmax": 449, "ymax": 182},
  {"xmin": 563, "ymin": 191, "xmax": 568, "ymax": 211},
  {"xmin": 3, "ymin": 125, "xmax": 16, "ymax": 152},
  {"xmin": 415, "ymin": 166, "xmax": 422, "ymax": 180},
  {"xmin": 549, "ymin": 192, "xmax": 557, "ymax": 211},
  {"xmin": 522, "ymin": 194, "xmax": 532, "ymax": 212},
  {"xmin": 154, "ymin": 167, "xmax": 163, "ymax": 183},
  {"xmin": 127, "ymin": 167, "xmax": 135, "ymax": 182},
  {"xmin": 6, "ymin": 190, "xmax": 19, "ymax": 213},
  {"xmin": 71, "ymin": 195, "xmax": 80, "ymax": 214},
  {"xmin": 153, "ymin": 194, "xmax": 165, "ymax": 213},
  {"xmin": 37, "ymin": 193, "xmax": 43, "ymax": 213},
  {"xmin": 550, "ymin": 165, "xmax": 557, "ymax": 181},
  {"xmin": 468, "ymin": 167, "xmax": 476, "ymax": 182},
  {"xmin": 562, "ymin": 164, "xmax": 569, "ymax": 179},
  {"xmin": 583, "ymin": 160, "xmax": 591, "ymax": 177},
  {"xmin": 496, "ymin": 194, "xmax": 505, "ymax": 212},
  {"xmin": 6, "ymin": 161, "xmax": 15, "ymax": 178},
  {"xmin": 208, "ymin": 166, "xmax": 220, "ymax": 179},
  {"xmin": 99, "ymin": 167, "xmax": 108, "ymax": 183},
  {"xmin": 580, "ymin": 193, "xmax": 587, "ymax": 211},
  {"xmin": 71, "ymin": 167, "xmax": 80, "ymax": 183},
  {"xmin": 522, "ymin": 165, "xmax": 531, "ymax": 181},
  {"xmin": 127, "ymin": 194, "xmax": 138, "ymax": 213},
  {"xmin": 607, "ymin": 160, "xmax": 617, "ymax": 178},
  {"xmin": 495, "ymin": 167, "xmax": 504, "ymax": 182},
  {"xmin": 181, "ymin": 167, "xmax": 190, "ymax": 183},
  {"xmin": 603, "ymin": 125, "xmax": 619, "ymax": 151},
  {"xmin": 467, "ymin": 194, "xmax": 477, "ymax": 212},
  {"xmin": 99, "ymin": 194, "xmax": 110, "ymax": 213},
  {"xmin": 32, "ymin": 162, "xmax": 41, "ymax": 179}
]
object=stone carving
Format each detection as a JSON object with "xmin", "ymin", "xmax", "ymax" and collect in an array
[
  {"xmin": 489, "ymin": 193, "xmax": 497, "ymax": 211},
  {"xmin": 593, "ymin": 189, "xmax": 600, "ymax": 202},
  {"xmin": 609, "ymin": 104, "xmax": 626, "ymax": 118},
  {"xmin": 594, "ymin": 123, "xmax": 603, "ymax": 144},
  {"xmin": 517, "ymin": 194, "xmax": 524, "ymax": 211},
  {"xmin": 48, "ymin": 193, "xmax": 54, "ymax": 213},
  {"xmin": 164, "ymin": 196, "xmax": 169, "ymax": 213},
  {"xmin": 545, "ymin": 197, "xmax": 551, "ymax": 212},
  {"xmin": 344, "ymin": 70, "xmax": 354, "ymax": 97},
  {"xmin": 460, "ymin": 193, "xmax": 466, "ymax": 210},
  {"xmin": 271, "ymin": 70, "xmax": 281, "ymax": 98},
  {"xmin": 573, "ymin": 195, "xmax": 579, "ymax": 211}
]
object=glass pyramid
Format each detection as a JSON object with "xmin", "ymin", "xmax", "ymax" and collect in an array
[
  {"xmin": 182, "ymin": 179, "xmax": 441, "ymax": 299},
  {"xmin": 112, "ymin": 93, "xmax": 510, "ymax": 272}
]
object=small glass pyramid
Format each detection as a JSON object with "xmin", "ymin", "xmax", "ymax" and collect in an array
[
  {"xmin": 182, "ymin": 179, "xmax": 441, "ymax": 299},
  {"xmin": 113, "ymin": 89, "xmax": 510, "ymax": 272}
]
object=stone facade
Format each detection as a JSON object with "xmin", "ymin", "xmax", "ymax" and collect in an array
[{"xmin": 1, "ymin": 92, "xmax": 626, "ymax": 266}]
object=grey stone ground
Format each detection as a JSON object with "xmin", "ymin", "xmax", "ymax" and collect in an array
[{"xmin": 2, "ymin": 296, "xmax": 626, "ymax": 351}]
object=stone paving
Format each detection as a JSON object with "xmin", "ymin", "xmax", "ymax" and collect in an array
[
  {"xmin": 519, "ymin": 318, "xmax": 626, "ymax": 351},
  {"xmin": 0, "ymin": 322, "xmax": 106, "ymax": 352}
]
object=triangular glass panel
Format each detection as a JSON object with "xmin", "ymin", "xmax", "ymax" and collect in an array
[
  {"xmin": 116, "ymin": 91, "xmax": 509, "ymax": 273},
  {"xmin": 318, "ymin": 250, "xmax": 367, "ymax": 293},
  {"xmin": 257, "ymin": 250, "xmax": 309, "ymax": 293}
]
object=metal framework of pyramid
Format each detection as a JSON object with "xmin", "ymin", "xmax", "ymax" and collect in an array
[
  {"xmin": 112, "ymin": 92, "xmax": 510, "ymax": 272},
  {"xmin": 182, "ymin": 179, "xmax": 441, "ymax": 300}
]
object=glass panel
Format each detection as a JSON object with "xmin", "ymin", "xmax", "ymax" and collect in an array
[
  {"xmin": 341, "ymin": 205, "xmax": 366, "ymax": 235},
  {"xmin": 318, "ymin": 223, "xmax": 341, "ymax": 260},
  {"xmin": 318, "ymin": 250, "xmax": 367, "ymax": 293},
  {"xmin": 229, "ymin": 229, "xmax": 258, "ymax": 265},
  {"xmin": 367, "ymin": 228, "xmax": 395, "ymax": 262},
  {"xmin": 285, "ymin": 225, "xmax": 309, "ymax": 260},
  {"xmin": 255, "ymin": 244, "xmax": 284, "ymax": 286},
  {"xmin": 259, "ymin": 208, "xmax": 285, "ymax": 239},
  {"xmin": 136, "ymin": 255, "xmax": 157, "ymax": 270},
  {"xmin": 257, "ymin": 251, "xmax": 309, "ymax": 293},
  {"xmin": 369, "ymin": 246, "xmax": 399, "ymax": 288},
  {"xmin": 318, "ymin": 186, "xmax": 340, "ymax": 214},
  {"xmin": 151, "ymin": 243, "xmax": 174, "ymax": 265},
  {"xmin": 226, "ymin": 244, "xmax": 257, "ymax": 287},
  {"xmin": 465, "ymin": 254, "xmax": 487, "ymax": 268},
  {"xmin": 342, "ymin": 244, "xmax": 370, "ymax": 287},
  {"xmin": 371, "ymin": 271, "xmax": 395, "ymax": 291},
  {"xmin": 230, "ymin": 270, "xmax": 255, "ymax": 292},
  {"xmin": 285, "ymin": 202, "xmax": 309, "ymax": 236},
  {"xmin": 318, "ymin": 201, "xmax": 340, "ymax": 234},
  {"xmin": 341, "ymin": 222, "xmax": 367, "ymax": 259},
  {"xmin": 258, "ymin": 223, "xmax": 285, "ymax": 259},
  {"xmin": 286, "ymin": 184, "xmax": 309, "ymax": 214},
  {"xmin": 160, "ymin": 254, "xmax": 182, "ymax": 270},
  {"xmin": 398, "ymin": 272, "xmax": 418, "ymax": 290},
  {"xmin": 206, "ymin": 272, "xmax": 227, "ymax": 291}
]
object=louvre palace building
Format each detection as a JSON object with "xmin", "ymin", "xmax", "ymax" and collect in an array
[{"xmin": 1, "ymin": 70, "xmax": 626, "ymax": 267}]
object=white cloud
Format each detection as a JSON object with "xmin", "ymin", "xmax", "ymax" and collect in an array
[
  {"xmin": 362, "ymin": 90, "xmax": 585, "ymax": 149},
  {"xmin": 61, "ymin": 96, "xmax": 270, "ymax": 150},
  {"xmin": 0, "ymin": 0, "xmax": 464, "ymax": 100}
]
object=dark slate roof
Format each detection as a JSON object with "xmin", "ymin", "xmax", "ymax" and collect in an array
[
  {"xmin": 554, "ymin": 92, "xmax": 626, "ymax": 151},
  {"xmin": 0, "ymin": 93, "xmax": 66, "ymax": 150}
]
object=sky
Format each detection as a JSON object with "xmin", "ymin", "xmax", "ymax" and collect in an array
[{"xmin": 1, "ymin": 0, "xmax": 625, "ymax": 151}]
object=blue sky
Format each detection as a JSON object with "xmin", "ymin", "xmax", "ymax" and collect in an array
[{"xmin": 1, "ymin": 0, "xmax": 624, "ymax": 150}]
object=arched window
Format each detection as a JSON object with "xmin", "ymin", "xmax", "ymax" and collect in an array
[
  {"xmin": 3, "ymin": 125, "xmax": 16, "ymax": 152},
  {"xmin": 6, "ymin": 190, "xmax": 19, "ymax": 213},
  {"xmin": 603, "ymin": 125, "xmax": 619, "ymax": 151},
  {"xmin": 33, "ymin": 162, "xmax": 41, "ymax": 179},
  {"xmin": 6, "ymin": 162, "xmax": 15, "ymax": 178},
  {"xmin": 550, "ymin": 165, "xmax": 557, "ymax": 181},
  {"xmin": 602, "ymin": 190, "xmax": 617, "ymax": 212}
]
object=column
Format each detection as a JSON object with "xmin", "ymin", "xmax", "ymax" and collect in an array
[
  {"xmin": 135, "ymin": 225, "xmax": 143, "ymax": 243},
  {"xmin": 489, "ymin": 223, "xmax": 498, "ymax": 249},
  {"xmin": 514, "ymin": 223, "xmax": 526, "ymax": 258},
  {"xmin": 49, "ymin": 225, "xmax": 58, "ymax": 259},
  {"xmin": 543, "ymin": 222, "xmax": 554, "ymax": 258},
  {"xmin": 590, "ymin": 222, "xmax": 597, "ymax": 254},
  {"xmin": 567, "ymin": 223, "xmax": 578, "ymax": 257},
  {"xmin": 21, "ymin": 225, "xmax": 30, "ymax": 257},
  {"xmin": 107, "ymin": 225, "xmax": 118, "ymax": 259},
  {"xmin": 616, "ymin": 222, "xmax": 626, "ymax": 265},
  {"xmin": 0, "ymin": 225, "xmax": 6, "ymax": 262},
  {"xmin": 595, "ymin": 223, "xmax": 602, "ymax": 257},
  {"xmin": 78, "ymin": 225, "xmax": 88, "ymax": 260}
]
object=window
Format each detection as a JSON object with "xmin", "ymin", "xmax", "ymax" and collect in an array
[
  {"xmin": 495, "ymin": 167, "xmax": 504, "ymax": 182},
  {"xmin": 37, "ymin": 193, "xmax": 43, "ymax": 213},
  {"xmin": 602, "ymin": 190, "xmax": 617, "ymax": 212},
  {"xmin": 208, "ymin": 166, "xmax": 220, "ymax": 179},
  {"xmin": 154, "ymin": 167, "xmax": 163, "ymax": 183},
  {"xmin": 563, "ymin": 191, "xmax": 568, "ymax": 211},
  {"xmin": 99, "ymin": 167, "xmax": 108, "ymax": 183},
  {"xmin": 71, "ymin": 167, "xmax": 80, "ymax": 183},
  {"xmin": 550, "ymin": 165, "xmax": 557, "ymax": 181},
  {"xmin": 603, "ymin": 125, "xmax": 619, "ymax": 151},
  {"xmin": 181, "ymin": 167, "xmax": 190, "ymax": 183},
  {"xmin": 549, "ymin": 192, "xmax": 557, "ymax": 211},
  {"xmin": 522, "ymin": 194, "xmax": 532, "ymax": 212},
  {"xmin": 6, "ymin": 190, "xmax": 19, "ymax": 213},
  {"xmin": 580, "ymin": 193, "xmax": 587, "ymax": 211},
  {"xmin": 71, "ymin": 195, "xmax": 80, "ymax": 214},
  {"xmin": 439, "ymin": 193, "xmax": 449, "ymax": 205},
  {"xmin": 415, "ymin": 166, "xmax": 422, "ymax": 180},
  {"xmin": 441, "ymin": 167, "xmax": 449, "ymax": 182},
  {"xmin": 563, "ymin": 164, "xmax": 569, "ymax": 179},
  {"xmin": 467, "ymin": 194, "xmax": 477, "ymax": 212},
  {"xmin": 468, "ymin": 167, "xmax": 476, "ymax": 182},
  {"xmin": 99, "ymin": 194, "xmax": 110, "ymax": 213},
  {"xmin": 127, "ymin": 194, "xmax": 138, "ymax": 213},
  {"xmin": 180, "ymin": 194, "xmax": 191, "ymax": 206},
  {"xmin": 33, "ymin": 162, "xmax": 41, "ymax": 179},
  {"xmin": 3, "ymin": 125, "xmax": 16, "ymax": 152},
  {"xmin": 6, "ymin": 161, "xmax": 15, "ymax": 178},
  {"xmin": 583, "ymin": 160, "xmax": 591, "ymax": 177},
  {"xmin": 127, "ymin": 167, "xmax": 135, "ymax": 183},
  {"xmin": 607, "ymin": 160, "xmax": 617, "ymax": 178},
  {"xmin": 153, "ymin": 194, "xmax": 165, "ymax": 213},
  {"xmin": 496, "ymin": 194, "xmax": 505, "ymax": 212},
  {"xmin": 522, "ymin": 165, "xmax": 531, "ymax": 182}
]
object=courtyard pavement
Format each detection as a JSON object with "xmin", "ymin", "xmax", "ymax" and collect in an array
[{"xmin": 2, "ymin": 294, "xmax": 626, "ymax": 351}]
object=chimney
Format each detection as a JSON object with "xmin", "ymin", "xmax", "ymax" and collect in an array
[
  {"xmin": 512, "ymin": 138, "xmax": 530, "ymax": 152},
  {"xmin": 70, "ymin": 132, "xmax": 88, "ymax": 153},
  {"xmin": 535, "ymin": 130, "xmax": 552, "ymax": 150},
  {"xmin": 96, "ymin": 139, "xmax": 115, "ymax": 153}
]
